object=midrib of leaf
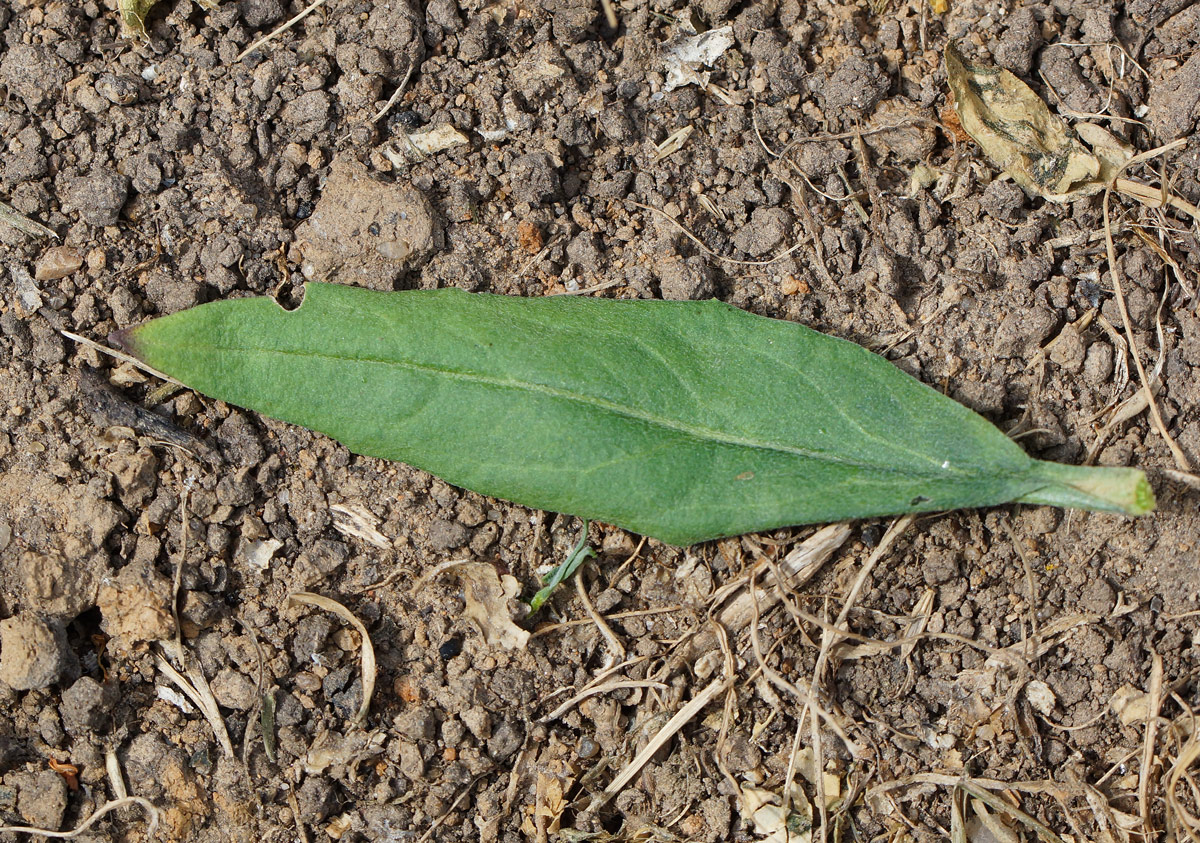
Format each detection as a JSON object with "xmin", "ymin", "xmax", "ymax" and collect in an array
[
  {"xmin": 175, "ymin": 340, "xmax": 998, "ymax": 482},
  {"xmin": 739, "ymin": 343, "xmax": 956, "ymax": 474}
]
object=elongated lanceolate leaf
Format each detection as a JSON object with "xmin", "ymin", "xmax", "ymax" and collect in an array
[{"xmin": 113, "ymin": 283, "xmax": 1153, "ymax": 545}]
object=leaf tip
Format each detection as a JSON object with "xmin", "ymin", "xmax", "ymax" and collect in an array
[{"xmin": 1131, "ymin": 473, "xmax": 1156, "ymax": 516}]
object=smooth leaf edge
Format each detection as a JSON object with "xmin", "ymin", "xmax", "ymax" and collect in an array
[{"xmin": 112, "ymin": 285, "xmax": 1156, "ymax": 543}]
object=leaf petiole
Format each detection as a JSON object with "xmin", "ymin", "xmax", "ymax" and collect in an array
[{"xmin": 1018, "ymin": 461, "xmax": 1155, "ymax": 516}]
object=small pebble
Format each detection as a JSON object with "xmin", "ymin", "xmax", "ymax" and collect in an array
[
  {"xmin": 780, "ymin": 274, "xmax": 809, "ymax": 296},
  {"xmin": 35, "ymin": 246, "xmax": 84, "ymax": 281},
  {"xmin": 0, "ymin": 615, "xmax": 73, "ymax": 690}
]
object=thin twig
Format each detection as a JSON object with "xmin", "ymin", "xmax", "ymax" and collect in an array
[
  {"xmin": 105, "ymin": 748, "xmax": 128, "ymax": 800},
  {"xmin": 870, "ymin": 772, "xmax": 1075, "ymax": 799},
  {"xmin": 777, "ymin": 119, "xmax": 936, "ymax": 153},
  {"xmin": 288, "ymin": 592, "xmax": 377, "ymax": 728},
  {"xmin": 540, "ymin": 679, "xmax": 668, "ymax": 723},
  {"xmin": 574, "ymin": 569, "xmax": 626, "ymax": 667},
  {"xmin": 155, "ymin": 648, "xmax": 236, "ymax": 758},
  {"xmin": 1001, "ymin": 518, "xmax": 1042, "ymax": 670},
  {"xmin": 592, "ymin": 667, "xmax": 733, "ymax": 809},
  {"xmin": 416, "ymin": 775, "xmax": 489, "ymax": 843},
  {"xmin": 808, "ymin": 603, "xmax": 828, "ymax": 841},
  {"xmin": 1132, "ymin": 224, "xmax": 1195, "ymax": 298},
  {"xmin": 1139, "ymin": 652, "xmax": 1164, "ymax": 835},
  {"xmin": 531, "ymin": 605, "xmax": 679, "ymax": 637},
  {"xmin": 781, "ymin": 712, "xmax": 806, "ymax": 843},
  {"xmin": 668, "ymin": 524, "xmax": 850, "ymax": 673},
  {"xmin": 748, "ymin": 578, "xmax": 862, "ymax": 756},
  {"xmin": 171, "ymin": 485, "xmax": 190, "ymax": 672},
  {"xmin": 236, "ymin": 0, "xmax": 329, "ymax": 61},
  {"xmin": 288, "ymin": 788, "xmax": 311, "ymax": 843},
  {"xmin": 1116, "ymin": 177, "xmax": 1200, "ymax": 223},
  {"xmin": 553, "ymin": 278, "xmax": 625, "ymax": 296},
  {"xmin": 0, "ymin": 199, "xmax": 58, "ymax": 240},
  {"xmin": 1102, "ymin": 141, "xmax": 1193, "ymax": 471},
  {"xmin": 515, "ymin": 233, "xmax": 565, "ymax": 284},
  {"xmin": 598, "ymin": 0, "xmax": 618, "ymax": 29},
  {"xmin": 239, "ymin": 617, "xmax": 268, "ymax": 774},
  {"xmin": 0, "ymin": 797, "xmax": 159, "ymax": 840},
  {"xmin": 629, "ymin": 201, "xmax": 804, "ymax": 267},
  {"xmin": 960, "ymin": 781, "xmax": 1065, "ymax": 842},
  {"xmin": 833, "ymin": 517, "xmax": 912, "ymax": 637},
  {"xmin": 805, "ymin": 516, "xmax": 912, "ymax": 762},
  {"xmin": 368, "ymin": 63, "xmax": 414, "ymax": 125}
]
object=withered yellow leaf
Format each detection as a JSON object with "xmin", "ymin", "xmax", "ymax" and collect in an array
[
  {"xmin": 945, "ymin": 41, "xmax": 1101, "ymax": 201},
  {"xmin": 1073, "ymin": 121, "xmax": 1135, "ymax": 185},
  {"xmin": 117, "ymin": 0, "xmax": 157, "ymax": 39},
  {"xmin": 119, "ymin": 0, "xmax": 219, "ymax": 40}
]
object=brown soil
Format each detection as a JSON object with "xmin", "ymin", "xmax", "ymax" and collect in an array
[{"xmin": 0, "ymin": 0, "xmax": 1198, "ymax": 841}]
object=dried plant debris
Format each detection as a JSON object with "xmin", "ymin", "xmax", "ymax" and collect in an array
[
  {"xmin": 739, "ymin": 781, "xmax": 813, "ymax": 843},
  {"xmin": 117, "ymin": 0, "xmax": 156, "ymax": 39},
  {"xmin": 329, "ymin": 503, "xmax": 391, "ymax": 550},
  {"xmin": 663, "ymin": 25, "xmax": 735, "ymax": 92},
  {"xmin": 0, "ymin": 199, "xmax": 57, "ymax": 240},
  {"xmin": 119, "ymin": 0, "xmax": 218, "ymax": 40},
  {"xmin": 520, "ymin": 763, "xmax": 576, "ymax": 837},
  {"xmin": 404, "ymin": 125, "xmax": 470, "ymax": 159},
  {"xmin": 452, "ymin": 562, "xmax": 532, "ymax": 650},
  {"xmin": 287, "ymin": 592, "xmax": 377, "ymax": 727},
  {"xmin": 654, "ymin": 126, "xmax": 695, "ymax": 162},
  {"xmin": 1073, "ymin": 122, "xmax": 1136, "ymax": 184},
  {"xmin": 383, "ymin": 125, "xmax": 472, "ymax": 168},
  {"xmin": 944, "ymin": 41, "xmax": 1103, "ymax": 200}
]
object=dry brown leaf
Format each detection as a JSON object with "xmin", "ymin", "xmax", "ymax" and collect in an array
[
  {"xmin": 453, "ymin": 562, "xmax": 531, "ymax": 650},
  {"xmin": 945, "ymin": 41, "xmax": 1101, "ymax": 201}
]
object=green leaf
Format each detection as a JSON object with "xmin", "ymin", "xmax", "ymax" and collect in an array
[{"xmin": 113, "ymin": 282, "xmax": 1153, "ymax": 545}]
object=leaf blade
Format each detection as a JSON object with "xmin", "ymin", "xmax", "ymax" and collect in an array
[{"xmin": 116, "ymin": 283, "xmax": 1151, "ymax": 544}]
